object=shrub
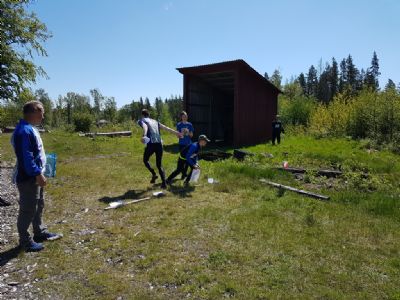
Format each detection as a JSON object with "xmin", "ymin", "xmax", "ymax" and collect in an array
[
  {"xmin": 73, "ymin": 113, "xmax": 94, "ymax": 132},
  {"xmin": 279, "ymin": 95, "xmax": 316, "ymax": 127}
]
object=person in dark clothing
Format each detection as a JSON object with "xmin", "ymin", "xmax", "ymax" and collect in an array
[
  {"xmin": 176, "ymin": 111, "xmax": 194, "ymax": 180},
  {"xmin": 166, "ymin": 134, "xmax": 210, "ymax": 186},
  {"xmin": 272, "ymin": 115, "xmax": 285, "ymax": 145},
  {"xmin": 11, "ymin": 101, "xmax": 62, "ymax": 252},
  {"xmin": 137, "ymin": 109, "xmax": 182, "ymax": 189}
]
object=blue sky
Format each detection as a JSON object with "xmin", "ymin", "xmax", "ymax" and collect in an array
[{"xmin": 31, "ymin": 0, "xmax": 400, "ymax": 107}]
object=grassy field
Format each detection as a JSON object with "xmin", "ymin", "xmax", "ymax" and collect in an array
[{"xmin": 1, "ymin": 129, "xmax": 400, "ymax": 299}]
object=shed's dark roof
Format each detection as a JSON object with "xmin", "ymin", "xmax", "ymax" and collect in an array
[{"xmin": 177, "ymin": 59, "xmax": 282, "ymax": 94}]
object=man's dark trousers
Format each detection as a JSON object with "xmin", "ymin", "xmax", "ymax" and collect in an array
[
  {"xmin": 17, "ymin": 178, "xmax": 47, "ymax": 246},
  {"xmin": 272, "ymin": 132, "xmax": 281, "ymax": 145},
  {"xmin": 167, "ymin": 157, "xmax": 194, "ymax": 184}
]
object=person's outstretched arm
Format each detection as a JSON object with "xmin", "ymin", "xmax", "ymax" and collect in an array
[
  {"xmin": 159, "ymin": 123, "xmax": 182, "ymax": 138},
  {"xmin": 185, "ymin": 144, "xmax": 199, "ymax": 169}
]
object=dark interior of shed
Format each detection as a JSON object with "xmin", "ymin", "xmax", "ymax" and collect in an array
[{"xmin": 187, "ymin": 72, "xmax": 234, "ymax": 144}]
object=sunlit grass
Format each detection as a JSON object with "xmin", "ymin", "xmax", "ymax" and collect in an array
[{"xmin": 1, "ymin": 131, "xmax": 399, "ymax": 299}]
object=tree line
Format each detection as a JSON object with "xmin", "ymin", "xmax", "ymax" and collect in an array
[
  {"xmin": 271, "ymin": 53, "xmax": 400, "ymax": 153},
  {"xmin": 0, "ymin": 88, "xmax": 183, "ymax": 132},
  {"xmin": 265, "ymin": 52, "xmax": 399, "ymax": 103}
]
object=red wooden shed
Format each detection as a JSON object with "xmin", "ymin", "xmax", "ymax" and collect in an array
[{"xmin": 177, "ymin": 59, "xmax": 281, "ymax": 147}]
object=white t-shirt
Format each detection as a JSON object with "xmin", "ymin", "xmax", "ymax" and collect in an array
[{"xmin": 32, "ymin": 127, "xmax": 47, "ymax": 174}]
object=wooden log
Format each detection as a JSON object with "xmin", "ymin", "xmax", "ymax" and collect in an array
[
  {"xmin": 259, "ymin": 179, "xmax": 330, "ymax": 201},
  {"xmin": 275, "ymin": 167, "xmax": 342, "ymax": 178},
  {"xmin": 316, "ymin": 169, "xmax": 342, "ymax": 178},
  {"xmin": 2, "ymin": 127, "xmax": 16, "ymax": 133},
  {"xmin": 79, "ymin": 131, "xmax": 132, "ymax": 138},
  {"xmin": 233, "ymin": 149, "xmax": 254, "ymax": 160}
]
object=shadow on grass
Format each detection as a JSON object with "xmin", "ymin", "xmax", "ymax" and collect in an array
[
  {"xmin": 163, "ymin": 144, "xmax": 180, "ymax": 154},
  {"xmin": 167, "ymin": 182, "xmax": 195, "ymax": 198},
  {"xmin": 98, "ymin": 189, "xmax": 148, "ymax": 203},
  {"xmin": 0, "ymin": 246, "xmax": 22, "ymax": 267}
]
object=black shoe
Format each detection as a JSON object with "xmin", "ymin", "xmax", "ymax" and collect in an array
[
  {"xmin": 183, "ymin": 181, "xmax": 190, "ymax": 188},
  {"xmin": 33, "ymin": 232, "xmax": 63, "ymax": 243},
  {"xmin": 0, "ymin": 197, "xmax": 11, "ymax": 206},
  {"xmin": 21, "ymin": 241, "xmax": 44, "ymax": 252},
  {"xmin": 150, "ymin": 175, "xmax": 158, "ymax": 184}
]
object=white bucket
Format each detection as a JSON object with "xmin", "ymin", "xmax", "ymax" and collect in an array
[{"xmin": 190, "ymin": 169, "xmax": 201, "ymax": 183}]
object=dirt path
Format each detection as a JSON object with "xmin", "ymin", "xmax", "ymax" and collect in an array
[{"xmin": 0, "ymin": 167, "xmax": 42, "ymax": 299}]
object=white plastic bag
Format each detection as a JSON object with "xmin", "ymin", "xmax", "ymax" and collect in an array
[
  {"xmin": 190, "ymin": 169, "xmax": 201, "ymax": 183},
  {"xmin": 142, "ymin": 136, "xmax": 150, "ymax": 144}
]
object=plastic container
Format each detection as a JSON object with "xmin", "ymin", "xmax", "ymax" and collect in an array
[
  {"xmin": 142, "ymin": 136, "xmax": 150, "ymax": 144},
  {"xmin": 190, "ymin": 169, "xmax": 201, "ymax": 183},
  {"xmin": 44, "ymin": 153, "xmax": 57, "ymax": 177}
]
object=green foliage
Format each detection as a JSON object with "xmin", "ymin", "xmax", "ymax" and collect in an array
[
  {"xmin": 103, "ymin": 97, "xmax": 117, "ymax": 123},
  {"xmin": 308, "ymin": 87, "xmax": 400, "ymax": 150},
  {"xmin": 73, "ymin": 112, "xmax": 94, "ymax": 132},
  {"xmin": 34, "ymin": 88, "xmax": 53, "ymax": 126},
  {"xmin": 279, "ymin": 94, "xmax": 316, "ymax": 127},
  {"xmin": 309, "ymin": 93, "xmax": 352, "ymax": 137},
  {"xmin": 0, "ymin": 0, "xmax": 51, "ymax": 101},
  {"xmin": 0, "ymin": 88, "xmax": 35, "ymax": 127}
]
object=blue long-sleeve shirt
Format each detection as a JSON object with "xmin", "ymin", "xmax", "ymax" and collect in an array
[
  {"xmin": 176, "ymin": 122, "xmax": 194, "ymax": 146},
  {"xmin": 11, "ymin": 119, "xmax": 46, "ymax": 183},
  {"xmin": 182, "ymin": 142, "xmax": 200, "ymax": 167}
]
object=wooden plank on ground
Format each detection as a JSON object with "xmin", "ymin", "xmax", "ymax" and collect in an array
[{"xmin": 259, "ymin": 179, "xmax": 330, "ymax": 201}]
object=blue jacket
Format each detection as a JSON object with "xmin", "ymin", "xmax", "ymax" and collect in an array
[
  {"xmin": 180, "ymin": 142, "xmax": 200, "ymax": 167},
  {"xmin": 11, "ymin": 119, "xmax": 45, "ymax": 183}
]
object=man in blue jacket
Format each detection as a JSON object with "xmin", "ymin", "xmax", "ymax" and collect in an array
[
  {"xmin": 11, "ymin": 101, "xmax": 62, "ymax": 252},
  {"xmin": 166, "ymin": 134, "xmax": 210, "ymax": 186}
]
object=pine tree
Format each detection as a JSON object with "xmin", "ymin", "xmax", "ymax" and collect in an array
[
  {"xmin": 329, "ymin": 58, "xmax": 339, "ymax": 98},
  {"xmin": 317, "ymin": 65, "xmax": 331, "ymax": 103},
  {"xmin": 270, "ymin": 69, "xmax": 282, "ymax": 89},
  {"xmin": 298, "ymin": 73, "xmax": 307, "ymax": 95},
  {"xmin": 371, "ymin": 51, "xmax": 380, "ymax": 89},
  {"xmin": 385, "ymin": 79, "xmax": 396, "ymax": 90},
  {"xmin": 339, "ymin": 58, "xmax": 347, "ymax": 93},
  {"xmin": 264, "ymin": 72, "xmax": 269, "ymax": 80},
  {"xmin": 144, "ymin": 97, "xmax": 152, "ymax": 110},
  {"xmin": 346, "ymin": 55, "xmax": 359, "ymax": 93},
  {"xmin": 355, "ymin": 68, "xmax": 364, "ymax": 91},
  {"xmin": 306, "ymin": 65, "xmax": 318, "ymax": 97},
  {"xmin": 365, "ymin": 51, "xmax": 380, "ymax": 90}
]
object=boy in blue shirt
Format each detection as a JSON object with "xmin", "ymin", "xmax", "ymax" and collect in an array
[
  {"xmin": 166, "ymin": 134, "xmax": 210, "ymax": 187},
  {"xmin": 176, "ymin": 111, "xmax": 194, "ymax": 180}
]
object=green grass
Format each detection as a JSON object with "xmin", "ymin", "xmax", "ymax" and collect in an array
[{"xmin": 1, "ymin": 130, "xmax": 400, "ymax": 299}]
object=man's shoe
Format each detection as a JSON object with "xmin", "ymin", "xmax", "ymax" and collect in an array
[
  {"xmin": 33, "ymin": 232, "xmax": 63, "ymax": 243},
  {"xmin": 0, "ymin": 196, "xmax": 11, "ymax": 206},
  {"xmin": 150, "ymin": 175, "xmax": 158, "ymax": 184},
  {"xmin": 22, "ymin": 241, "xmax": 44, "ymax": 252}
]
